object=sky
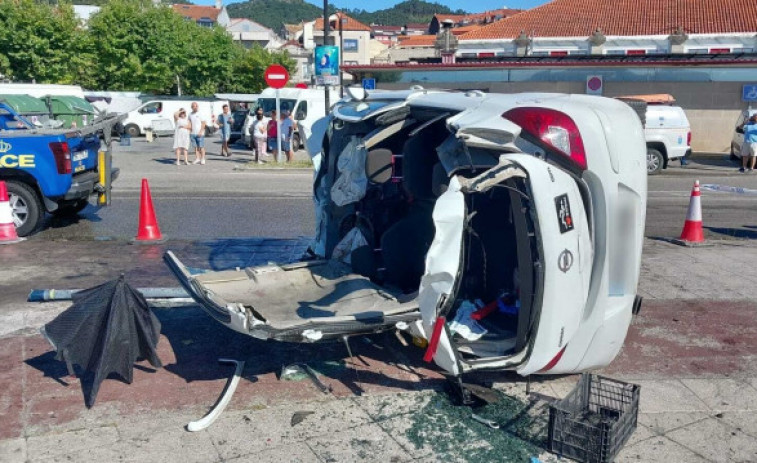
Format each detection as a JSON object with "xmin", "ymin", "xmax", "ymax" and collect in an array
[{"xmin": 196, "ymin": 0, "xmax": 551, "ymax": 12}]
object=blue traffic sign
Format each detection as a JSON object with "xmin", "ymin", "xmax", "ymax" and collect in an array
[
  {"xmin": 362, "ymin": 78, "xmax": 376, "ymax": 90},
  {"xmin": 743, "ymin": 84, "xmax": 757, "ymax": 102}
]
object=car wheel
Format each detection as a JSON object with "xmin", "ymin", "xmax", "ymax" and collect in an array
[
  {"xmin": 293, "ymin": 133, "xmax": 301, "ymax": 150},
  {"xmin": 730, "ymin": 144, "xmax": 741, "ymax": 161},
  {"xmin": 124, "ymin": 124, "xmax": 140, "ymax": 138},
  {"xmin": 6, "ymin": 180, "xmax": 43, "ymax": 237},
  {"xmin": 646, "ymin": 149, "xmax": 664, "ymax": 175},
  {"xmin": 52, "ymin": 199, "xmax": 89, "ymax": 216}
]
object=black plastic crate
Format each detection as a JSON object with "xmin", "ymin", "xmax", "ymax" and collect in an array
[{"xmin": 548, "ymin": 374, "xmax": 640, "ymax": 463}]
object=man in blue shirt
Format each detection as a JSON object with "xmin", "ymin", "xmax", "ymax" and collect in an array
[{"xmin": 741, "ymin": 115, "xmax": 757, "ymax": 173}]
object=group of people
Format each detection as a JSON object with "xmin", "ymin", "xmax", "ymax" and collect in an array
[
  {"xmin": 172, "ymin": 101, "xmax": 296, "ymax": 166},
  {"xmin": 172, "ymin": 102, "xmax": 235, "ymax": 166},
  {"xmin": 248, "ymin": 108, "xmax": 295, "ymax": 164}
]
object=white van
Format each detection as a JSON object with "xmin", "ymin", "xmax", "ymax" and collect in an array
[
  {"xmin": 644, "ymin": 104, "xmax": 691, "ymax": 174},
  {"xmin": 243, "ymin": 87, "xmax": 339, "ymax": 149},
  {"xmin": 730, "ymin": 108, "xmax": 757, "ymax": 159},
  {"xmin": 121, "ymin": 98, "xmax": 228, "ymax": 137}
]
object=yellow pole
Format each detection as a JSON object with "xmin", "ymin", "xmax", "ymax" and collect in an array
[{"xmin": 98, "ymin": 151, "xmax": 106, "ymax": 205}]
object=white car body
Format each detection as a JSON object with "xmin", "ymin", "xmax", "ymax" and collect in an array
[
  {"xmin": 644, "ymin": 104, "xmax": 691, "ymax": 174},
  {"xmin": 243, "ymin": 87, "xmax": 339, "ymax": 148},
  {"xmin": 730, "ymin": 109, "xmax": 757, "ymax": 158},
  {"xmin": 165, "ymin": 89, "xmax": 647, "ymax": 378},
  {"xmin": 121, "ymin": 99, "xmax": 228, "ymax": 137}
]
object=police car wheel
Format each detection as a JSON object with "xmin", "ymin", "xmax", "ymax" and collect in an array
[{"xmin": 6, "ymin": 181, "xmax": 42, "ymax": 237}]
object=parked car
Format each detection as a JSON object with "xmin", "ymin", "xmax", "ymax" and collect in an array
[
  {"xmin": 618, "ymin": 95, "xmax": 691, "ymax": 174},
  {"xmin": 229, "ymin": 109, "xmax": 248, "ymax": 144},
  {"xmin": 730, "ymin": 108, "xmax": 757, "ymax": 159},
  {"xmin": 166, "ymin": 88, "xmax": 647, "ymax": 379}
]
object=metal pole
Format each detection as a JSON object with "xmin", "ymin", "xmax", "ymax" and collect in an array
[
  {"xmin": 339, "ymin": 18, "xmax": 344, "ymax": 98},
  {"xmin": 323, "ymin": 0, "xmax": 330, "ymax": 115},
  {"xmin": 275, "ymin": 88, "xmax": 282, "ymax": 163}
]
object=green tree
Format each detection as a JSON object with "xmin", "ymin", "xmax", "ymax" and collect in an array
[
  {"xmin": 0, "ymin": 0, "xmax": 93, "ymax": 84},
  {"xmin": 87, "ymin": 0, "xmax": 295, "ymax": 95}
]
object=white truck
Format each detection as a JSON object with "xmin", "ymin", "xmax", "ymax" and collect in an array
[
  {"xmin": 618, "ymin": 95, "xmax": 692, "ymax": 174},
  {"xmin": 121, "ymin": 98, "xmax": 228, "ymax": 138},
  {"xmin": 243, "ymin": 87, "xmax": 339, "ymax": 149}
]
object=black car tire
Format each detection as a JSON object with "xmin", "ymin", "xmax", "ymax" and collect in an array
[
  {"xmin": 730, "ymin": 144, "xmax": 741, "ymax": 161},
  {"xmin": 647, "ymin": 148, "xmax": 664, "ymax": 175},
  {"xmin": 124, "ymin": 124, "xmax": 140, "ymax": 138},
  {"xmin": 293, "ymin": 133, "xmax": 301, "ymax": 150},
  {"xmin": 6, "ymin": 180, "xmax": 43, "ymax": 237},
  {"xmin": 52, "ymin": 199, "xmax": 89, "ymax": 216}
]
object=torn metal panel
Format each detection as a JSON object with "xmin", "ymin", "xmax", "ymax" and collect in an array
[{"xmin": 457, "ymin": 157, "xmax": 528, "ymax": 193}]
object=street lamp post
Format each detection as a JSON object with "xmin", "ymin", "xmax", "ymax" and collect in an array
[
  {"xmin": 322, "ymin": 0, "xmax": 330, "ymax": 114},
  {"xmin": 338, "ymin": 16, "xmax": 344, "ymax": 98}
]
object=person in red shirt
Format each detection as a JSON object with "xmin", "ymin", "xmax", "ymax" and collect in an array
[{"xmin": 267, "ymin": 110, "xmax": 278, "ymax": 161}]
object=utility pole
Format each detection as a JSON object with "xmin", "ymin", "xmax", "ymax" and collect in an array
[{"xmin": 322, "ymin": 0, "xmax": 330, "ymax": 114}]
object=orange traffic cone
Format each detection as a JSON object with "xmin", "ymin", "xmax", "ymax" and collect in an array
[
  {"xmin": 132, "ymin": 178, "xmax": 165, "ymax": 244},
  {"xmin": 0, "ymin": 181, "xmax": 24, "ymax": 245},
  {"xmin": 679, "ymin": 179, "xmax": 705, "ymax": 244}
]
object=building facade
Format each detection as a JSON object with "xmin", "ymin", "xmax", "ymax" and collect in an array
[{"xmin": 227, "ymin": 18, "xmax": 283, "ymax": 50}]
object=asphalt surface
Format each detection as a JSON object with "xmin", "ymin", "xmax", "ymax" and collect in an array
[{"xmin": 31, "ymin": 138, "xmax": 757, "ymax": 242}]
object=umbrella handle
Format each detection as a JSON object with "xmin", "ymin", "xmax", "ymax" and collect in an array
[{"xmin": 186, "ymin": 358, "xmax": 245, "ymax": 432}]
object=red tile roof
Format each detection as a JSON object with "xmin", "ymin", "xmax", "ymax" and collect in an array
[
  {"xmin": 314, "ymin": 13, "xmax": 372, "ymax": 32},
  {"xmin": 172, "ymin": 4, "xmax": 220, "ymax": 22},
  {"xmin": 435, "ymin": 9, "xmax": 522, "ymax": 26},
  {"xmin": 397, "ymin": 35, "xmax": 437, "ymax": 47},
  {"xmin": 462, "ymin": 0, "xmax": 757, "ymax": 40}
]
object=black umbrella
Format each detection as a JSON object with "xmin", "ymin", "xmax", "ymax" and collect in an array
[{"xmin": 40, "ymin": 275, "xmax": 162, "ymax": 408}]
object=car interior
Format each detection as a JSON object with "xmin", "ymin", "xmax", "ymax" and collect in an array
[{"xmin": 182, "ymin": 104, "xmax": 539, "ymax": 353}]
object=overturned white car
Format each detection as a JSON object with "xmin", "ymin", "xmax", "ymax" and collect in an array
[{"xmin": 165, "ymin": 88, "xmax": 647, "ymax": 378}]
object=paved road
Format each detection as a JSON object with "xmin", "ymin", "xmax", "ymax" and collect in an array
[{"xmin": 32, "ymin": 138, "xmax": 757, "ymax": 241}]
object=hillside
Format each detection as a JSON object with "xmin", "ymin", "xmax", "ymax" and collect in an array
[
  {"xmin": 347, "ymin": 0, "xmax": 465, "ymax": 26},
  {"xmin": 227, "ymin": 0, "xmax": 467, "ymax": 31},
  {"xmin": 227, "ymin": 0, "xmax": 333, "ymax": 30}
]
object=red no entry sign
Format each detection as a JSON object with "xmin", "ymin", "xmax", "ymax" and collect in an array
[{"xmin": 264, "ymin": 64, "xmax": 290, "ymax": 89}]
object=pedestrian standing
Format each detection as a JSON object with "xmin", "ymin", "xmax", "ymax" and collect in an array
[
  {"xmin": 250, "ymin": 108, "xmax": 268, "ymax": 163},
  {"xmin": 740, "ymin": 114, "xmax": 757, "ymax": 173},
  {"xmin": 172, "ymin": 108, "xmax": 191, "ymax": 165},
  {"xmin": 280, "ymin": 110, "xmax": 295, "ymax": 163},
  {"xmin": 188, "ymin": 102, "xmax": 207, "ymax": 165},
  {"xmin": 267, "ymin": 109, "xmax": 278, "ymax": 162},
  {"xmin": 217, "ymin": 104, "xmax": 234, "ymax": 157}
]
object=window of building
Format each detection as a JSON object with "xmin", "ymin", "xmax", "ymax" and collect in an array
[
  {"xmin": 687, "ymin": 48, "xmax": 709, "ymax": 54},
  {"xmin": 197, "ymin": 18, "xmax": 213, "ymax": 27},
  {"xmin": 605, "ymin": 50, "xmax": 625, "ymax": 55},
  {"xmin": 530, "ymin": 51, "xmax": 549, "ymax": 56}
]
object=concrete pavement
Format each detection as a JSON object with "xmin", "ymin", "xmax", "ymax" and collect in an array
[{"xmin": 2, "ymin": 238, "xmax": 757, "ymax": 462}]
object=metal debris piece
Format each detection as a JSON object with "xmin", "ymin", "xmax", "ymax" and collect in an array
[
  {"xmin": 463, "ymin": 383, "xmax": 502, "ymax": 405},
  {"xmin": 280, "ymin": 363, "xmax": 332, "ymax": 394},
  {"xmin": 291, "ymin": 411, "xmax": 315, "ymax": 427},
  {"xmin": 471, "ymin": 412, "xmax": 500, "ymax": 429},
  {"xmin": 187, "ymin": 358, "xmax": 246, "ymax": 432}
]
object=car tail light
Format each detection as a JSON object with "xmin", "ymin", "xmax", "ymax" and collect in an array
[
  {"xmin": 687, "ymin": 131, "xmax": 692, "ymax": 146},
  {"xmin": 49, "ymin": 142, "xmax": 71, "ymax": 174},
  {"xmin": 503, "ymin": 107, "xmax": 587, "ymax": 170},
  {"xmin": 538, "ymin": 346, "xmax": 567, "ymax": 373}
]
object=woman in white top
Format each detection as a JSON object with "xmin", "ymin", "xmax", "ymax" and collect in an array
[{"xmin": 173, "ymin": 108, "xmax": 191, "ymax": 165}]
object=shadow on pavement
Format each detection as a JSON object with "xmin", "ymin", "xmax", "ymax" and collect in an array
[
  {"xmin": 705, "ymin": 226, "xmax": 757, "ymax": 239},
  {"xmin": 158, "ymin": 306, "xmax": 442, "ymax": 394}
]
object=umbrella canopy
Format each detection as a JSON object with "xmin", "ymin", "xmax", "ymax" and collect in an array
[{"xmin": 41, "ymin": 276, "xmax": 162, "ymax": 408}]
